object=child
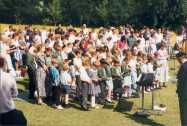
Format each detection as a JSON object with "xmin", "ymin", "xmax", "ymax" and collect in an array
[
  {"xmin": 49, "ymin": 58, "xmax": 63, "ymax": 110},
  {"xmin": 76, "ymin": 59, "xmax": 92, "ymax": 111},
  {"xmin": 129, "ymin": 53, "xmax": 138, "ymax": 93},
  {"xmin": 60, "ymin": 61, "xmax": 74, "ymax": 108},
  {"xmin": 153, "ymin": 52, "xmax": 162, "ymax": 89},
  {"xmin": 157, "ymin": 42, "xmax": 169, "ymax": 87},
  {"xmin": 111, "ymin": 59, "xmax": 123, "ymax": 99},
  {"xmin": 146, "ymin": 55, "xmax": 154, "ymax": 91},
  {"xmin": 121, "ymin": 58, "xmax": 132, "ymax": 98},
  {"xmin": 85, "ymin": 60, "xmax": 100, "ymax": 109},
  {"xmin": 98, "ymin": 59, "xmax": 113, "ymax": 103}
]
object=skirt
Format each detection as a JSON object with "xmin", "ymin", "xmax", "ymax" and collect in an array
[
  {"xmin": 62, "ymin": 85, "xmax": 73, "ymax": 94},
  {"xmin": 87, "ymin": 83, "xmax": 95, "ymax": 95},
  {"xmin": 93, "ymin": 81, "xmax": 101, "ymax": 96},
  {"xmin": 36, "ymin": 67, "xmax": 46, "ymax": 97}
]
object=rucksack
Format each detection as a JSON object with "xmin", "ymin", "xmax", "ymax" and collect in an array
[{"xmin": 49, "ymin": 67, "xmax": 60, "ymax": 86}]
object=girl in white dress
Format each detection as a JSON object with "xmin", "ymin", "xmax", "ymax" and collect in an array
[
  {"xmin": 157, "ymin": 43, "xmax": 169, "ymax": 87},
  {"xmin": 129, "ymin": 53, "xmax": 138, "ymax": 92}
]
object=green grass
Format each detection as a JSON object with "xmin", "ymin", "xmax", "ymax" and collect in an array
[{"xmin": 15, "ymin": 59, "xmax": 181, "ymax": 126}]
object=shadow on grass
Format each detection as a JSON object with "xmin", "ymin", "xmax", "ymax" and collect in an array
[
  {"xmin": 114, "ymin": 98, "xmax": 134, "ymax": 112},
  {"xmin": 69, "ymin": 100, "xmax": 83, "ymax": 111},
  {"xmin": 124, "ymin": 113, "xmax": 165, "ymax": 126},
  {"xmin": 113, "ymin": 98, "xmax": 165, "ymax": 126},
  {"xmin": 17, "ymin": 78, "xmax": 29, "ymax": 90},
  {"xmin": 16, "ymin": 89, "xmax": 36, "ymax": 104}
]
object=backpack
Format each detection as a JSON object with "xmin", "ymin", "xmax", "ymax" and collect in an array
[{"xmin": 49, "ymin": 67, "xmax": 60, "ymax": 86}]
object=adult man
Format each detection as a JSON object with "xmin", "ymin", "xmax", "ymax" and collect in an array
[
  {"xmin": 0, "ymin": 56, "xmax": 27, "ymax": 125},
  {"xmin": 176, "ymin": 52, "xmax": 187, "ymax": 126}
]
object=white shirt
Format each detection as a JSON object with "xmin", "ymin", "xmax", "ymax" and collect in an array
[
  {"xmin": 140, "ymin": 63, "xmax": 148, "ymax": 73},
  {"xmin": 73, "ymin": 58, "xmax": 82, "ymax": 67},
  {"xmin": 41, "ymin": 30, "xmax": 48, "ymax": 43},
  {"xmin": 129, "ymin": 58, "xmax": 137, "ymax": 72},
  {"xmin": 0, "ymin": 69, "xmax": 18, "ymax": 113},
  {"xmin": 79, "ymin": 66, "xmax": 91, "ymax": 83},
  {"xmin": 137, "ymin": 37, "xmax": 146, "ymax": 52},
  {"xmin": 69, "ymin": 34, "xmax": 76, "ymax": 43},
  {"xmin": 155, "ymin": 33, "xmax": 163, "ymax": 44},
  {"xmin": 0, "ymin": 42, "xmax": 8, "ymax": 54},
  {"xmin": 61, "ymin": 71, "xmax": 72, "ymax": 85},
  {"xmin": 147, "ymin": 62, "xmax": 154, "ymax": 73},
  {"xmin": 176, "ymin": 35, "xmax": 184, "ymax": 44},
  {"xmin": 140, "ymin": 62, "xmax": 154, "ymax": 73}
]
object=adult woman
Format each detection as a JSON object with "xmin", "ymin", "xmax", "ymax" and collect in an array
[{"xmin": 34, "ymin": 45, "xmax": 48, "ymax": 105}]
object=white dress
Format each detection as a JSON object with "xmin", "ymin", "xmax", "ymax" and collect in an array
[{"xmin": 157, "ymin": 49, "xmax": 169, "ymax": 83}]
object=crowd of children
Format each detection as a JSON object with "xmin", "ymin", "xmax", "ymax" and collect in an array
[{"xmin": 0, "ymin": 24, "xmax": 175, "ymax": 110}]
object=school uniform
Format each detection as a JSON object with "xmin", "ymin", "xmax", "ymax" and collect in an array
[
  {"xmin": 111, "ymin": 65, "xmax": 123, "ymax": 97},
  {"xmin": 121, "ymin": 64, "xmax": 131, "ymax": 87},
  {"xmin": 86, "ymin": 68, "xmax": 101, "ymax": 96},
  {"xmin": 79, "ymin": 66, "xmax": 92, "ymax": 109},
  {"xmin": 60, "ymin": 71, "xmax": 73, "ymax": 94},
  {"xmin": 73, "ymin": 58, "xmax": 82, "ymax": 94},
  {"xmin": 105, "ymin": 65, "xmax": 113, "ymax": 90},
  {"xmin": 97, "ymin": 67, "xmax": 108, "ymax": 102}
]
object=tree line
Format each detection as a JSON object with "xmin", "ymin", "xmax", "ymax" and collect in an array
[{"xmin": 0, "ymin": 0, "xmax": 186, "ymax": 28}]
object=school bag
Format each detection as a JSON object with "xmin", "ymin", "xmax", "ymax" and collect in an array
[{"xmin": 49, "ymin": 67, "xmax": 60, "ymax": 86}]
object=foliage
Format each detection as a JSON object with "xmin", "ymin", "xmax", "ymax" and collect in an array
[
  {"xmin": 95, "ymin": 0, "xmax": 108, "ymax": 25},
  {"xmin": 48, "ymin": 0, "xmax": 62, "ymax": 25},
  {"xmin": 0, "ymin": 0, "xmax": 186, "ymax": 28}
]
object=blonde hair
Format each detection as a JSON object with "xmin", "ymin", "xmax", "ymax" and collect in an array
[{"xmin": 82, "ymin": 57, "xmax": 91, "ymax": 67}]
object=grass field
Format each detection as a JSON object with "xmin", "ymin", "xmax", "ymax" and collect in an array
[{"xmin": 14, "ymin": 59, "xmax": 181, "ymax": 126}]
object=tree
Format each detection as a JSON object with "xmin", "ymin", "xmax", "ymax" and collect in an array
[
  {"xmin": 48, "ymin": 0, "xmax": 62, "ymax": 26},
  {"xmin": 96, "ymin": 0, "xmax": 109, "ymax": 26},
  {"xmin": 0, "ymin": 0, "xmax": 185, "ymax": 28}
]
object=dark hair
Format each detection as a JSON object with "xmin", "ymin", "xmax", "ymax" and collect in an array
[
  {"xmin": 121, "ymin": 36, "xmax": 126, "ymax": 42},
  {"xmin": 0, "ymin": 56, "xmax": 5, "ymax": 68},
  {"xmin": 100, "ymin": 58, "xmax": 109, "ymax": 65}
]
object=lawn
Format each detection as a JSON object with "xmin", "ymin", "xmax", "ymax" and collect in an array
[{"xmin": 14, "ymin": 59, "xmax": 181, "ymax": 126}]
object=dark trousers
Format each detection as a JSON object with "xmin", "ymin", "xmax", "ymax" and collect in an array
[
  {"xmin": 81, "ymin": 82, "xmax": 89, "ymax": 108},
  {"xmin": 113, "ymin": 78, "xmax": 123, "ymax": 98},
  {"xmin": 178, "ymin": 97, "xmax": 187, "ymax": 126},
  {"xmin": 27, "ymin": 66, "xmax": 36, "ymax": 99},
  {"xmin": 0, "ymin": 109, "xmax": 27, "ymax": 126},
  {"xmin": 11, "ymin": 56, "xmax": 16, "ymax": 70},
  {"xmin": 76, "ymin": 75, "xmax": 82, "ymax": 95},
  {"xmin": 52, "ymin": 86, "xmax": 61, "ymax": 106},
  {"xmin": 98, "ymin": 80, "xmax": 106, "ymax": 103}
]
